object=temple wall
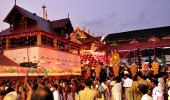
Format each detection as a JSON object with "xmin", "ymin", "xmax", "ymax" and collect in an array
[{"xmin": 4, "ymin": 47, "xmax": 81, "ymax": 75}]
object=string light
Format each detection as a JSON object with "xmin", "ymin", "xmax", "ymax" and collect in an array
[{"xmin": 0, "ymin": 32, "xmax": 79, "ymax": 55}]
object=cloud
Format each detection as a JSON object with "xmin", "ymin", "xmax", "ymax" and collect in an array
[
  {"xmin": 81, "ymin": 12, "xmax": 117, "ymax": 34},
  {"xmin": 119, "ymin": 9, "xmax": 152, "ymax": 31},
  {"xmin": 82, "ymin": 18, "xmax": 104, "ymax": 28}
]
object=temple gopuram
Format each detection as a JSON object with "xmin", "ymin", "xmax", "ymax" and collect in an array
[{"xmin": 0, "ymin": 5, "xmax": 81, "ymax": 76}]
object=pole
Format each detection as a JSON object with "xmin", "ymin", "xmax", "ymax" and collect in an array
[
  {"xmin": 161, "ymin": 47, "xmax": 166, "ymax": 72},
  {"xmin": 15, "ymin": 0, "xmax": 16, "ymax": 5},
  {"xmin": 106, "ymin": 51, "xmax": 109, "ymax": 77}
]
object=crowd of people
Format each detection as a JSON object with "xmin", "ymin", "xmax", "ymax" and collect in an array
[{"xmin": 0, "ymin": 68, "xmax": 169, "ymax": 100}]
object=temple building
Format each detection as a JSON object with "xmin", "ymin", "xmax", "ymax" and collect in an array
[
  {"xmin": 0, "ymin": 5, "xmax": 81, "ymax": 76},
  {"xmin": 72, "ymin": 26, "xmax": 108, "ymax": 67},
  {"xmin": 98, "ymin": 26, "xmax": 170, "ymax": 72}
]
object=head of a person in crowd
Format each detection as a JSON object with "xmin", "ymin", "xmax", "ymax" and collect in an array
[
  {"xmin": 65, "ymin": 85, "xmax": 71, "ymax": 93},
  {"xmin": 38, "ymin": 81, "xmax": 45, "ymax": 89},
  {"xmin": 3, "ymin": 91, "xmax": 19, "ymax": 100},
  {"xmin": 45, "ymin": 80, "xmax": 51, "ymax": 88},
  {"xmin": 161, "ymin": 72, "xmax": 166, "ymax": 79},
  {"xmin": 124, "ymin": 73, "xmax": 130, "ymax": 79},
  {"xmin": 133, "ymin": 74, "xmax": 138, "ymax": 81},
  {"xmin": 0, "ymin": 90, "xmax": 6, "ymax": 100},
  {"xmin": 84, "ymin": 78, "xmax": 92, "ymax": 87},
  {"xmin": 0, "ymin": 82, "xmax": 6, "ymax": 91},
  {"xmin": 33, "ymin": 83, "xmax": 38, "ymax": 91},
  {"xmin": 18, "ymin": 85, "xmax": 24, "ymax": 93},
  {"xmin": 137, "ymin": 71, "xmax": 143, "ymax": 78},
  {"xmin": 52, "ymin": 77, "xmax": 56, "ymax": 83},
  {"xmin": 152, "ymin": 79, "xmax": 158, "ymax": 87},
  {"xmin": 142, "ymin": 75, "xmax": 147, "ymax": 80},
  {"xmin": 138, "ymin": 84, "xmax": 148, "ymax": 95},
  {"xmin": 115, "ymin": 76, "xmax": 122, "ymax": 83},
  {"xmin": 6, "ymin": 86, "xmax": 14, "ymax": 94},
  {"xmin": 51, "ymin": 84, "xmax": 58, "ymax": 92},
  {"xmin": 31, "ymin": 87, "xmax": 54, "ymax": 100}
]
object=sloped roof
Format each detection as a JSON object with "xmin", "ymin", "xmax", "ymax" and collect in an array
[
  {"xmin": 74, "ymin": 27, "xmax": 93, "ymax": 38},
  {"xmin": 94, "ymin": 36, "xmax": 102, "ymax": 42},
  {"xmin": 2, "ymin": 5, "xmax": 55, "ymax": 36},
  {"xmin": 104, "ymin": 26, "xmax": 170, "ymax": 43},
  {"xmin": 70, "ymin": 33, "xmax": 82, "ymax": 44},
  {"xmin": 0, "ymin": 28, "xmax": 10, "ymax": 36},
  {"xmin": 0, "ymin": 54, "xmax": 19, "ymax": 66},
  {"xmin": 51, "ymin": 18, "xmax": 70, "ymax": 28},
  {"xmin": 84, "ymin": 36, "xmax": 103, "ymax": 43}
]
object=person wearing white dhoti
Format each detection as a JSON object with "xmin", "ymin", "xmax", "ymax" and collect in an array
[{"xmin": 111, "ymin": 76, "xmax": 122, "ymax": 100}]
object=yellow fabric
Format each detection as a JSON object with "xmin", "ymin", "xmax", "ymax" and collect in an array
[
  {"xmin": 137, "ymin": 79, "xmax": 149, "ymax": 100},
  {"xmin": 151, "ymin": 61, "xmax": 159, "ymax": 75},
  {"xmin": 97, "ymin": 93, "xmax": 104, "ymax": 100},
  {"xmin": 125, "ymin": 88, "xmax": 132, "ymax": 100},
  {"xmin": 131, "ymin": 81, "xmax": 139, "ymax": 100},
  {"xmin": 76, "ymin": 87, "xmax": 97, "ymax": 100},
  {"xmin": 138, "ymin": 79, "xmax": 149, "ymax": 86}
]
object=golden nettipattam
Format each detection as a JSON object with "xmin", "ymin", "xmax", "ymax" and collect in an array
[
  {"xmin": 111, "ymin": 50, "xmax": 121, "ymax": 77},
  {"xmin": 151, "ymin": 60, "xmax": 159, "ymax": 75},
  {"xmin": 130, "ymin": 63, "xmax": 137, "ymax": 77},
  {"xmin": 84, "ymin": 65, "xmax": 91, "ymax": 77},
  {"xmin": 95, "ymin": 65, "xmax": 101, "ymax": 78},
  {"xmin": 112, "ymin": 65, "xmax": 120, "ymax": 77}
]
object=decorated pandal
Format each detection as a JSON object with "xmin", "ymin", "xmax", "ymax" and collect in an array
[
  {"xmin": 80, "ymin": 49, "xmax": 163, "ymax": 78},
  {"xmin": 80, "ymin": 52, "xmax": 111, "ymax": 66}
]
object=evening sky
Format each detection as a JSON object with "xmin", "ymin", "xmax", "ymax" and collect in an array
[{"xmin": 0, "ymin": 0, "xmax": 170, "ymax": 36}]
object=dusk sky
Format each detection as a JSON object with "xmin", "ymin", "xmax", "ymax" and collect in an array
[{"xmin": 0, "ymin": 0, "xmax": 170, "ymax": 36}]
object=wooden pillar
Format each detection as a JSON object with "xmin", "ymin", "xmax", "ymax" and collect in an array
[
  {"xmin": 62, "ymin": 29, "xmax": 64, "ymax": 37},
  {"xmin": 78, "ymin": 46, "xmax": 80, "ymax": 55},
  {"xmin": 5, "ymin": 37, "xmax": 9, "ymax": 50},
  {"xmin": 37, "ymin": 34, "xmax": 42, "ymax": 46},
  {"xmin": 66, "ymin": 43, "xmax": 70, "ymax": 52},
  {"xmin": 53, "ymin": 38, "xmax": 57, "ymax": 49}
]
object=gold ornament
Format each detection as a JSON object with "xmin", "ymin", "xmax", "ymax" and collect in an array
[
  {"xmin": 151, "ymin": 60, "xmax": 159, "ymax": 75},
  {"xmin": 95, "ymin": 65, "xmax": 101, "ymax": 78},
  {"xmin": 130, "ymin": 63, "xmax": 137, "ymax": 77},
  {"xmin": 112, "ymin": 65, "xmax": 120, "ymax": 77},
  {"xmin": 111, "ymin": 50, "xmax": 120, "ymax": 65}
]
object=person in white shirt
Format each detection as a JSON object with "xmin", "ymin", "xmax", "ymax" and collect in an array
[
  {"xmin": 111, "ymin": 76, "xmax": 122, "ymax": 100},
  {"xmin": 123, "ymin": 73, "xmax": 133, "ymax": 100},
  {"xmin": 138, "ymin": 84, "xmax": 152, "ymax": 100},
  {"xmin": 152, "ymin": 83, "xmax": 164, "ymax": 100},
  {"xmin": 51, "ymin": 84, "xmax": 60, "ymax": 100},
  {"xmin": 3, "ymin": 91, "xmax": 19, "ymax": 100}
]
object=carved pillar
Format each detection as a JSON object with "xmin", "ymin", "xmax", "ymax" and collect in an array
[
  {"xmin": 5, "ymin": 37, "xmax": 9, "ymax": 50},
  {"xmin": 37, "ymin": 33, "xmax": 42, "ymax": 46}
]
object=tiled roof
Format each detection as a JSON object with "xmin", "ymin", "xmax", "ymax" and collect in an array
[{"xmin": 0, "ymin": 54, "xmax": 19, "ymax": 66}]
